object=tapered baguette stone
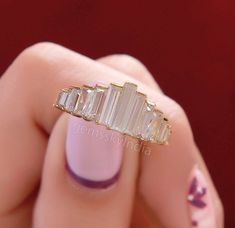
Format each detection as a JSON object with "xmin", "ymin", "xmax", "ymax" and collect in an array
[
  {"xmin": 82, "ymin": 86, "xmax": 107, "ymax": 120},
  {"xmin": 112, "ymin": 82, "xmax": 138, "ymax": 132},
  {"xmin": 57, "ymin": 90, "xmax": 69, "ymax": 107},
  {"xmin": 99, "ymin": 84, "xmax": 122, "ymax": 126},
  {"xmin": 155, "ymin": 119, "xmax": 170, "ymax": 143},
  {"xmin": 93, "ymin": 87, "xmax": 107, "ymax": 121},
  {"xmin": 65, "ymin": 88, "xmax": 80, "ymax": 112},
  {"xmin": 136, "ymin": 102, "xmax": 162, "ymax": 140},
  {"xmin": 149, "ymin": 111, "xmax": 163, "ymax": 141},
  {"xmin": 74, "ymin": 86, "xmax": 94, "ymax": 117},
  {"xmin": 125, "ymin": 92, "xmax": 146, "ymax": 135}
]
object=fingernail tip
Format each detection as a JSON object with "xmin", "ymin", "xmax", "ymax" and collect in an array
[{"xmin": 66, "ymin": 162, "xmax": 120, "ymax": 189}]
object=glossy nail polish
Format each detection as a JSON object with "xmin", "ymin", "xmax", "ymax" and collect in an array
[{"xmin": 66, "ymin": 115, "xmax": 123, "ymax": 188}]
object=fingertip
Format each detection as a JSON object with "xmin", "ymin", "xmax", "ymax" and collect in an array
[{"xmin": 36, "ymin": 113, "xmax": 138, "ymax": 228}]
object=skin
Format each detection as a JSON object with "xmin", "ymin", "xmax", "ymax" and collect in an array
[{"xmin": 0, "ymin": 42, "xmax": 224, "ymax": 228}]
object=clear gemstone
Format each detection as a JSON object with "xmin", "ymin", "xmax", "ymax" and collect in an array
[
  {"xmin": 134, "ymin": 102, "xmax": 154, "ymax": 139},
  {"xmin": 99, "ymin": 84, "xmax": 122, "ymax": 126},
  {"xmin": 65, "ymin": 88, "xmax": 80, "ymax": 112},
  {"xmin": 155, "ymin": 119, "xmax": 170, "ymax": 143},
  {"xmin": 57, "ymin": 90, "xmax": 69, "ymax": 107},
  {"xmin": 148, "ymin": 112, "xmax": 162, "ymax": 141},
  {"xmin": 74, "ymin": 86, "xmax": 94, "ymax": 116},
  {"xmin": 125, "ymin": 92, "xmax": 146, "ymax": 135},
  {"xmin": 135, "ymin": 102, "xmax": 162, "ymax": 140},
  {"xmin": 112, "ymin": 82, "xmax": 137, "ymax": 132},
  {"xmin": 80, "ymin": 86, "xmax": 107, "ymax": 120},
  {"xmin": 93, "ymin": 86, "xmax": 107, "ymax": 121}
]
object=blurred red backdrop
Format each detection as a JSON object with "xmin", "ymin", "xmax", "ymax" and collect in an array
[{"xmin": 0, "ymin": 0, "xmax": 234, "ymax": 226}]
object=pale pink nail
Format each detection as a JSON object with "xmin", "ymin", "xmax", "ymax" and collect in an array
[
  {"xmin": 187, "ymin": 166, "xmax": 216, "ymax": 227},
  {"xmin": 66, "ymin": 115, "xmax": 123, "ymax": 188}
]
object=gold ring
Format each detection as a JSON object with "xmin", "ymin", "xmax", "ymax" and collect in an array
[{"xmin": 54, "ymin": 82, "xmax": 171, "ymax": 145}]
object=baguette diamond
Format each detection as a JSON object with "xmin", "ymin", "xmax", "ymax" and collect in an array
[
  {"xmin": 112, "ymin": 82, "xmax": 137, "ymax": 131},
  {"xmin": 149, "ymin": 111, "xmax": 163, "ymax": 141},
  {"xmin": 93, "ymin": 86, "xmax": 107, "ymax": 121},
  {"xmin": 57, "ymin": 90, "xmax": 69, "ymax": 107},
  {"xmin": 155, "ymin": 118, "xmax": 170, "ymax": 143},
  {"xmin": 125, "ymin": 92, "xmax": 146, "ymax": 135},
  {"xmin": 99, "ymin": 84, "xmax": 122, "ymax": 127},
  {"xmin": 135, "ymin": 102, "xmax": 159, "ymax": 140},
  {"xmin": 55, "ymin": 82, "xmax": 171, "ymax": 144},
  {"xmin": 74, "ymin": 86, "xmax": 94, "ymax": 117},
  {"xmin": 80, "ymin": 85, "xmax": 107, "ymax": 120},
  {"xmin": 65, "ymin": 88, "xmax": 80, "ymax": 112}
]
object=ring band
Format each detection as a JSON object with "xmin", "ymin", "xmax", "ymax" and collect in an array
[{"xmin": 54, "ymin": 82, "xmax": 171, "ymax": 145}]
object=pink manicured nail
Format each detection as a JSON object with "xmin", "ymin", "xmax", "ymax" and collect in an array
[
  {"xmin": 66, "ymin": 116, "xmax": 123, "ymax": 188},
  {"xmin": 187, "ymin": 166, "xmax": 216, "ymax": 227}
]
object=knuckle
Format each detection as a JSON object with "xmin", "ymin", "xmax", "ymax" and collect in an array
[
  {"xmin": 20, "ymin": 42, "xmax": 57, "ymax": 56},
  {"xmin": 9, "ymin": 42, "xmax": 61, "ymax": 81},
  {"xmin": 100, "ymin": 54, "xmax": 149, "ymax": 74},
  {"xmin": 164, "ymin": 96, "xmax": 187, "ymax": 121},
  {"xmin": 110, "ymin": 54, "xmax": 148, "ymax": 71},
  {"xmin": 16, "ymin": 42, "xmax": 58, "ymax": 66}
]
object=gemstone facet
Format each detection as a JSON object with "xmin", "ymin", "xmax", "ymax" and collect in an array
[
  {"xmin": 74, "ymin": 86, "xmax": 94, "ymax": 116},
  {"xmin": 65, "ymin": 88, "xmax": 80, "ymax": 112},
  {"xmin": 57, "ymin": 90, "xmax": 69, "ymax": 107},
  {"xmin": 99, "ymin": 84, "xmax": 122, "ymax": 126},
  {"xmin": 92, "ymin": 86, "xmax": 107, "ymax": 121},
  {"xmin": 125, "ymin": 92, "xmax": 146, "ymax": 135},
  {"xmin": 148, "ymin": 111, "xmax": 163, "ymax": 142},
  {"xmin": 155, "ymin": 119, "xmax": 170, "ymax": 144},
  {"xmin": 112, "ymin": 82, "xmax": 138, "ymax": 132},
  {"xmin": 82, "ymin": 86, "xmax": 107, "ymax": 120},
  {"xmin": 136, "ymin": 102, "xmax": 162, "ymax": 140}
]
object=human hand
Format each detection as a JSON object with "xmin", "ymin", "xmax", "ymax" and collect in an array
[{"xmin": 0, "ymin": 43, "xmax": 223, "ymax": 228}]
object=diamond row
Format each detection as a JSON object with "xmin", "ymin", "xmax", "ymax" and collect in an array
[{"xmin": 55, "ymin": 82, "xmax": 171, "ymax": 144}]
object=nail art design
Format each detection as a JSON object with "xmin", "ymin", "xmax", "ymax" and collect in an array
[
  {"xmin": 187, "ymin": 167, "xmax": 216, "ymax": 227},
  {"xmin": 188, "ymin": 177, "xmax": 207, "ymax": 209}
]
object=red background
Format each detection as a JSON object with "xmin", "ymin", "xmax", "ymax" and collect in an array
[{"xmin": 0, "ymin": 1, "xmax": 234, "ymax": 226}]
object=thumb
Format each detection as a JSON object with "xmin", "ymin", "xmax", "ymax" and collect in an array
[{"xmin": 33, "ymin": 114, "xmax": 139, "ymax": 228}]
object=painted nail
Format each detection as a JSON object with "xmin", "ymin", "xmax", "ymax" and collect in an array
[
  {"xmin": 66, "ymin": 115, "xmax": 123, "ymax": 188},
  {"xmin": 187, "ymin": 166, "xmax": 216, "ymax": 227}
]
